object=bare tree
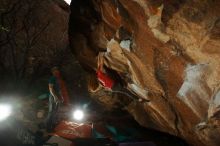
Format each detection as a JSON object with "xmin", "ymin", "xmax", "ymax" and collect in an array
[
  {"xmin": 0, "ymin": 0, "xmax": 50, "ymax": 89},
  {"xmin": 0, "ymin": 0, "xmax": 70, "ymax": 93}
]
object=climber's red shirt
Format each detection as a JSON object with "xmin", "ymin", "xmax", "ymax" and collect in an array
[{"xmin": 97, "ymin": 68, "xmax": 115, "ymax": 89}]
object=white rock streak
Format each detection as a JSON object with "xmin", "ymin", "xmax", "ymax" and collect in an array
[
  {"xmin": 120, "ymin": 40, "xmax": 131, "ymax": 52},
  {"xmin": 177, "ymin": 64, "xmax": 211, "ymax": 118}
]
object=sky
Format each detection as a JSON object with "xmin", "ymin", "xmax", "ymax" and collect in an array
[{"xmin": 64, "ymin": 0, "xmax": 71, "ymax": 5}]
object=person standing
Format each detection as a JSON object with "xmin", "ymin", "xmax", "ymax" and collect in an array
[{"xmin": 46, "ymin": 67, "xmax": 70, "ymax": 131}]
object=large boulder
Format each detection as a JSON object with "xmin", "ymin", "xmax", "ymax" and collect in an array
[{"xmin": 69, "ymin": 0, "xmax": 220, "ymax": 145}]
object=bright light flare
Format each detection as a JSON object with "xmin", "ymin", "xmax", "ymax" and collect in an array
[
  {"xmin": 63, "ymin": 0, "xmax": 71, "ymax": 5},
  {"xmin": 73, "ymin": 109, "xmax": 84, "ymax": 121},
  {"xmin": 0, "ymin": 104, "xmax": 12, "ymax": 121}
]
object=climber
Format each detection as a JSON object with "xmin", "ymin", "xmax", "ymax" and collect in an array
[
  {"xmin": 96, "ymin": 52, "xmax": 147, "ymax": 102},
  {"xmin": 96, "ymin": 53, "xmax": 115, "ymax": 90},
  {"xmin": 45, "ymin": 66, "xmax": 70, "ymax": 131}
]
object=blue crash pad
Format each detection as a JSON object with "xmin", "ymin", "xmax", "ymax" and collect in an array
[{"xmin": 119, "ymin": 141, "xmax": 156, "ymax": 146}]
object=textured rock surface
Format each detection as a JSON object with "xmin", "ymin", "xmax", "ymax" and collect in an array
[{"xmin": 69, "ymin": 0, "xmax": 220, "ymax": 145}]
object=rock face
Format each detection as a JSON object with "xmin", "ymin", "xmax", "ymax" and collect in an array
[{"xmin": 69, "ymin": 0, "xmax": 220, "ymax": 145}]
